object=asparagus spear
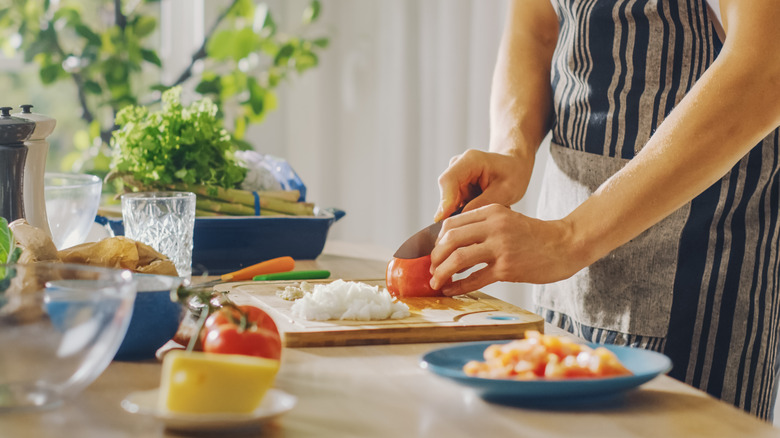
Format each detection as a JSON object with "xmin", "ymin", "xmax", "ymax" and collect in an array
[
  {"xmin": 196, "ymin": 199, "xmax": 297, "ymax": 217},
  {"xmin": 172, "ymin": 183, "xmax": 300, "ymax": 204},
  {"xmin": 174, "ymin": 183, "xmax": 314, "ymax": 216}
]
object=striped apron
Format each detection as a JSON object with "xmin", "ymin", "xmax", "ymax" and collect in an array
[{"xmin": 534, "ymin": 0, "xmax": 780, "ymax": 420}]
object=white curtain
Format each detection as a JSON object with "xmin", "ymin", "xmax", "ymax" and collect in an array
[
  {"xmin": 241, "ymin": 0, "xmax": 551, "ymax": 307},
  {"xmin": 248, "ymin": 0, "xmax": 506, "ymax": 247}
]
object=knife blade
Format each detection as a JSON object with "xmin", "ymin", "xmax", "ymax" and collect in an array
[
  {"xmin": 393, "ymin": 205, "xmax": 465, "ymax": 259},
  {"xmin": 393, "ymin": 221, "xmax": 444, "ymax": 259}
]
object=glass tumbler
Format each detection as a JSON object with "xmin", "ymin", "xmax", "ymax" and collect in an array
[
  {"xmin": 121, "ymin": 191, "xmax": 196, "ymax": 278},
  {"xmin": 44, "ymin": 173, "xmax": 103, "ymax": 250}
]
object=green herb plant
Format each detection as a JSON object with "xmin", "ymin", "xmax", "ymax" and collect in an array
[{"xmin": 108, "ymin": 86, "xmax": 247, "ymax": 192}]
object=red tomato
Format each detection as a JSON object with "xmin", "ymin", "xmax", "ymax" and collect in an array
[
  {"xmin": 202, "ymin": 305, "xmax": 282, "ymax": 361},
  {"xmin": 385, "ymin": 255, "xmax": 444, "ymax": 297}
]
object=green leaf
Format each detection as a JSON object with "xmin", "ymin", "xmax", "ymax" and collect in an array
[
  {"xmin": 255, "ymin": 5, "xmax": 276, "ymax": 37},
  {"xmin": 219, "ymin": 71, "xmax": 247, "ymax": 98},
  {"xmin": 266, "ymin": 67, "xmax": 282, "ymax": 87},
  {"xmin": 53, "ymin": 6, "xmax": 81, "ymax": 26},
  {"xmin": 303, "ymin": 0, "xmax": 321, "ymax": 24},
  {"xmin": 101, "ymin": 28, "xmax": 116, "ymax": 54},
  {"xmin": 273, "ymin": 43, "xmax": 295, "ymax": 67},
  {"xmin": 89, "ymin": 120, "xmax": 102, "ymax": 140},
  {"xmin": 312, "ymin": 37, "xmax": 329, "ymax": 48},
  {"xmin": 207, "ymin": 28, "xmax": 260, "ymax": 61},
  {"xmin": 84, "ymin": 80, "xmax": 102, "ymax": 95},
  {"xmin": 206, "ymin": 30, "xmax": 234, "ymax": 60},
  {"xmin": 39, "ymin": 63, "xmax": 63, "ymax": 84},
  {"xmin": 0, "ymin": 217, "xmax": 13, "ymax": 265},
  {"xmin": 294, "ymin": 51, "xmax": 318, "ymax": 72},
  {"xmin": 195, "ymin": 74, "xmax": 222, "ymax": 96},
  {"xmin": 140, "ymin": 48, "xmax": 162, "ymax": 67},
  {"xmin": 231, "ymin": 138, "xmax": 253, "ymax": 151},
  {"xmin": 103, "ymin": 58, "xmax": 129, "ymax": 86},
  {"xmin": 75, "ymin": 24, "xmax": 101, "ymax": 47},
  {"xmin": 231, "ymin": 0, "xmax": 255, "ymax": 19},
  {"xmin": 246, "ymin": 77, "xmax": 265, "ymax": 115},
  {"xmin": 267, "ymin": 91, "xmax": 278, "ymax": 110},
  {"xmin": 233, "ymin": 116, "xmax": 247, "ymax": 140},
  {"xmin": 133, "ymin": 15, "xmax": 157, "ymax": 38},
  {"xmin": 9, "ymin": 247, "xmax": 21, "ymax": 264}
]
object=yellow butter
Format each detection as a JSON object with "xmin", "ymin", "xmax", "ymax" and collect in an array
[{"xmin": 157, "ymin": 350, "xmax": 280, "ymax": 414}]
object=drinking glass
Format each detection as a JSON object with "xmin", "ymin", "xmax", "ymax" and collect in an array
[
  {"xmin": 121, "ymin": 192, "xmax": 196, "ymax": 278},
  {"xmin": 44, "ymin": 173, "xmax": 102, "ymax": 250}
]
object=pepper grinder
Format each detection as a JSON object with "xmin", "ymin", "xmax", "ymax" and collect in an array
[
  {"xmin": 14, "ymin": 104, "xmax": 56, "ymax": 237},
  {"xmin": 0, "ymin": 107, "xmax": 35, "ymax": 222}
]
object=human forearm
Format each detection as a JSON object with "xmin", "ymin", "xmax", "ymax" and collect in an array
[
  {"xmin": 489, "ymin": 0, "xmax": 558, "ymax": 160},
  {"xmin": 564, "ymin": 3, "xmax": 780, "ymax": 268},
  {"xmin": 433, "ymin": 0, "xmax": 559, "ymax": 219}
]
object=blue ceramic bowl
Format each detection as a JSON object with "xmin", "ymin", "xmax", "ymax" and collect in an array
[
  {"xmin": 97, "ymin": 207, "xmax": 345, "ymax": 275},
  {"xmin": 114, "ymin": 274, "xmax": 182, "ymax": 361}
]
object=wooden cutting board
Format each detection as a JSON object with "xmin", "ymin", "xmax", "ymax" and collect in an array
[{"xmin": 216, "ymin": 280, "xmax": 544, "ymax": 347}]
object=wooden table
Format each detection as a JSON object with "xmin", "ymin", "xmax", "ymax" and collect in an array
[{"xmin": 1, "ymin": 246, "xmax": 778, "ymax": 437}]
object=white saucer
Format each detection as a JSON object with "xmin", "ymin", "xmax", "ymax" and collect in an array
[{"xmin": 121, "ymin": 388, "xmax": 297, "ymax": 432}]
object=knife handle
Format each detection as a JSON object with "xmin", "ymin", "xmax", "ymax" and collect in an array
[
  {"xmin": 221, "ymin": 256, "xmax": 296, "ymax": 282},
  {"xmin": 252, "ymin": 270, "xmax": 331, "ymax": 281}
]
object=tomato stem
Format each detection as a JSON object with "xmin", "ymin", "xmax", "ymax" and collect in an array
[
  {"xmin": 238, "ymin": 312, "xmax": 248, "ymax": 332},
  {"xmin": 187, "ymin": 306, "xmax": 209, "ymax": 352}
]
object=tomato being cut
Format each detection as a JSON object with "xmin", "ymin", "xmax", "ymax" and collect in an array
[
  {"xmin": 202, "ymin": 305, "xmax": 282, "ymax": 361},
  {"xmin": 386, "ymin": 255, "xmax": 444, "ymax": 297}
]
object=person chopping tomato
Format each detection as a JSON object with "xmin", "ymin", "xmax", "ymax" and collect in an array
[{"xmin": 428, "ymin": 0, "xmax": 780, "ymax": 420}]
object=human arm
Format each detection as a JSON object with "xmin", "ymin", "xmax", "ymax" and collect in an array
[
  {"xmin": 433, "ymin": 0, "xmax": 558, "ymax": 222},
  {"xmin": 430, "ymin": 0, "xmax": 780, "ymax": 295}
]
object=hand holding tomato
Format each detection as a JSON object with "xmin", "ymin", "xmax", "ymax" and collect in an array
[
  {"xmin": 386, "ymin": 255, "xmax": 445, "ymax": 297},
  {"xmin": 201, "ymin": 305, "xmax": 282, "ymax": 361}
]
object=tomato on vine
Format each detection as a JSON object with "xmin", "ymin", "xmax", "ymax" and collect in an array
[{"xmin": 201, "ymin": 305, "xmax": 282, "ymax": 361}]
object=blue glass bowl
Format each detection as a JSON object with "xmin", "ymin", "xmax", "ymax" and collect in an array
[{"xmin": 1, "ymin": 263, "xmax": 136, "ymax": 412}]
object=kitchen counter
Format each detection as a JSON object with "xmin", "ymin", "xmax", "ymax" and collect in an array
[{"xmin": 1, "ymin": 244, "xmax": 778, "ymax": 437}]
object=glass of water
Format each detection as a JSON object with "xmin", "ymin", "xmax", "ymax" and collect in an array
[
  {"xmin": 44, "ymin": 173, "xmax": 103, "ymax": 250},
  {"xmin": 121, "ymin": 192, "xmax": 196, "ymax": 278}
]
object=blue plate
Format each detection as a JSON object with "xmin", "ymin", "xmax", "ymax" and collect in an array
[{"xmin": 420, "ymin": 341, "xmax": 672, "ymax": 406}]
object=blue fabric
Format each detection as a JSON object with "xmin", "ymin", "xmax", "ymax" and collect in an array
[{"xmin": 252, "ymin": 191, "xmax": 261, "ymax": 216}]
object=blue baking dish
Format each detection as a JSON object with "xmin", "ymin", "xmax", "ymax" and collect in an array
[{"xmin": 96, "ymin": 207, "xmax": 345, "ymax": 275}]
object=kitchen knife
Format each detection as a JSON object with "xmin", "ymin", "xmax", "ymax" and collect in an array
[{"xmin": 393, "ymin": 205, "xmax": 465, "ymax": 259}]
